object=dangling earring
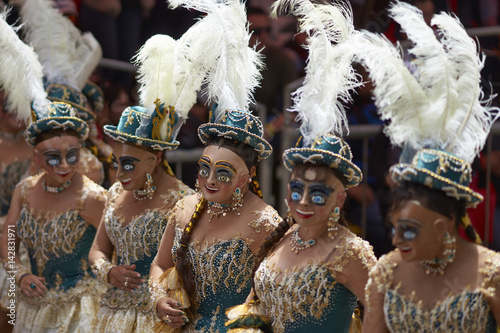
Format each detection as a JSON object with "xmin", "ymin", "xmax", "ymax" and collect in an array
[
  {"xmin": 420, "ymin": 231, "xmax": 456, "ymax": 276},
  {"xmin": 133, "ymin": 173, "xmax": 156, "ymax": 200},
  {"xmin": 195, "ymin": 179, "xmax": 200, "ymax": 192},
  {"xmin": 232, "ymin": 187, "xmax": 242, "ymax": 203},
  {"xmin": 284, "ymin": 199, "xmax": 294, "ymax": 227},
  {"xmin": 327, "ymin": 207, "xmax": 340, "ymax": 239}
]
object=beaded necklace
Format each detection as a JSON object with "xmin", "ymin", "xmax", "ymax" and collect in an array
[{"xmin": 42, "ymin": 179, "xmax": 71, "ymax": 193}]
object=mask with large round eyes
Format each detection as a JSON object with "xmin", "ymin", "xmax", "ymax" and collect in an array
[
  {"xmin": 392, "ymin": 224, "xmax": 419, "ymax": 241},
  {"xmin": 289, "ymin": 180, "xmax": 304, "ymax": 202},
  {"xmin": 47, "ymin": 156, "xmax": 60, "ymax": 167},
  {"xmin": 66, "ymin": 151, "xmax": 79, "ymax": 165},
  {"xmin": 198, "ymin": 155, "xmax": 212, "ymax": 178},
  {"xmin": 111, "ymin": 156, "xmax": 139, "ymax": 173},
  {"xmin": 215, "ymin": 167, "xmax": 234, "ymax": 183},
  {"xmin": 44, "ymin": 148, "xmax": 80, "ymax": 167},
  {"xmin": 308, "ymin": 185, "xmax": 333, "ymax": 206}
]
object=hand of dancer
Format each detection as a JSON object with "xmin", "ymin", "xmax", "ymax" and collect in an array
[
  {"xmin": 20, "ymin": 274, "xmax": 47, "ymax": 298},
  {"xmin": 108, "ymin": 264, "xmax": 145, "ymax": 291},
  {"xmin": 156, "ymin": 297, "xmax": 189, "ymax": 328}
]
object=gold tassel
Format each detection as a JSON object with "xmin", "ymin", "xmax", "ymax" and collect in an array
[
  {"xmin": 349, "ymin": 308, "xmax": 362, "ymax": 333},
  {"xmin": 162, "ymin": 159, "xmax": 175, "ymax": 177},
  {"xmin": 153, "ymin": 267, "xmax": 191, "ymax": 333},
  {"xmin": 461, "ymin": 214, "xmax": 482, "ymax": 244},
  {"xmin": 225, "ymin": 300, "xmax": 272, "ymax": 333}
]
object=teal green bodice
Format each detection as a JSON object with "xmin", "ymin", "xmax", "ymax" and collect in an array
[
  {"xmin": 368, "ymin": 249, "xmax": 500, "ymax": 333},
  {"xmin": 384, "ymin": 290, "xmax": 497, "ymax": 332},
  {"xmin": 100, "ymin": 181, "xmax": 194, "ymax": 314},
  {"xmin": 172, "ymin": 228, "xmax": 256, "ymax": 332},
  {"xmin": 17, "ymin": 209, "xmax": 95, "ymax": 290},
  {"xmin": 254, "ymin": 259, "xmax": 357, "ymax": 333}
]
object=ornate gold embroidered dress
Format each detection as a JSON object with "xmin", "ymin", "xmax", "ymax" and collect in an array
[
  {"xmin": 15, "ymin": 174, "xmax": 107, "ymax": 332},
  {"xmin": 94, "ymin": 181, "xmax": 194, "ymax": 333},
  {"xmin": 169, "ymin": 195, "xmax": 281, "ymax": 332},
  {"xmin": 0, "ymin": 158, "xmax": 31, "ymax": 310},
  {"xmin": 366, "ymin": 249, "xmax": 500, "ymax": 333},
  {"xmin": 254, "ymin": 227, "xmax": 374, "ymax": 333}
]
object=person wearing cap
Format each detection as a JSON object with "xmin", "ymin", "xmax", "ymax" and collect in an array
[
  {"xmin": 148, "ymin": 1, "xmax": 281, "ymax": 331},
  {"xmin": 225, "ymin": 2, "xmax": 375, "ymax": 332},
  {"xmin": 46, "ymin": 83, "xmax": 107, "ymax": 186},
  {"xmin": 87, "ymin": 26, "xmax": 212, "ymax": 331},
  {"xmin": 1, "ymin": 102, "xmax": 108, "ymax": 332},
  {"xmin": 0, "ymin": 11, "xmax": 107, "ymax": 332},
  {"xmin": 18, "ymin": 0, "xmax": 105, "ymax": 186},
  {"xmin": 88, "ymin": 103, "xmax": 194, "ymax": 332},
  {"xmin": 351, "ymin": 2, "xmax": 500, "ymax": 332}
]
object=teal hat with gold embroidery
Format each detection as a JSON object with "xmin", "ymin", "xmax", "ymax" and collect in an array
[
  {"xmin": 390, "ymin": 148, "xmax": 483, "ymax": 207},
  {"xmin": 46, "ymin": 84, "xmax": 95, "ymax": 123},
  {"xmin": 272, "ymin": 0, "xmax": 362, "ymax": 185},
  {"xmin": 104, "ymin": 102, "xmax": 180, "ymax": 150},
  {"xmin": 283, "ymin": 134, "xmax": 362, "ymax": 188},
  {"xmin": 198, "ymin": 108, "xmax": 272, "ymax": 160},
  {"xmin": 25, "ymin": 101, "xmax": 89, "ymax": 146},
  {"xmin": 347, "ymin": 2, "xmax": 500, "ymax": 207},
  {"xmin": 20, "ymin": 0, "xmax": 102, "ymax": 125},
  {"xmin": 82, "ymin": 81, "xmax": 104, "ymax": 113}
]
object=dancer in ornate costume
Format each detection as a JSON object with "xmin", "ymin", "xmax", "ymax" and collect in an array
[
  {"xmin": 0, "ymin": 9, "xmax": 107, "ymax": 332},
  {"xmin": 88, "ymin": 24, "xmax": 215, "ymax": 332},
  {"xmin": 226, "ymin": 1, "xmax": 375, "ymax": 332},
  {"xmin": 148, "ymin": 0, "xmax": 281, "ymax": 331},
  {"xmin": 19, "ymin": 0, "xmax": 106, "ymax": 186},
  {"xmin": 348, "ymin": 2, "xmax": 500, "ymax": 332},
  {"xmin": 0, "ymin": 54, "xmax": 33, "ymax": 333}
]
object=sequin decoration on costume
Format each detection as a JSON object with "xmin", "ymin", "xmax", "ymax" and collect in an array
[
  {"xmin": 248, "ymin": 205, "xmax": 282, "ymax": 233},
  {"xmin": 366, "ymin": 249, "xmax": 500, "ymax": 333},
  {"xmin": 168, "ymin": 201, "xmax": 280, "ymax": 333},
  {"xmin": 94, "ymin": 181, "xmax": 194, "ymax": 332},
  {"xmin": 17, "ymin": 174, "xmax": 104, "ymax": 285},
  {"xmin": 14, "ymin": 174, "xmax": 107, "ymax": 332},
  {"xmin": 255, "ymin": 259, "xmax": 357, "ymax": 333},
  {"xmin": 253, "ymin": 229, "xmax": 374, "ymax": 333}
]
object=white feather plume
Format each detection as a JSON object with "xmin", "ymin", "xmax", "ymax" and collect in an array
[
  {"xmin": 73, "ymin": 32, "xmax": 102, "ymax": 90},
  {"xmin": 20, "ymin": 0, "xmax": 78, "ymax": 87},
  {"xmin": 350, "ymin": 1, "xmax": 498, "ymax": 164},
  {"xmin": 271, "ymin": 0, "xmax": 360, "ymax": 145},
  {"xmin": 169, "ymin": 0, "xmax": 263, "ymax": 117},
  {"xmin": 350, "ymin": 31, "xmax": 429, "ymax": 151},
  {"xmin": 20, "ymin": 0, "xmax": 102, "ymax": 90},
  {"xmin": 0, "ymin": 9, "xmax": 50, "ymax": 122},
  {"xmin": 430, "ymin": 12, "xmax": 499, "ymax": 162},
  {"xmin": 135, "ymin": 34, "xmax": 178, "ymax": 110}
]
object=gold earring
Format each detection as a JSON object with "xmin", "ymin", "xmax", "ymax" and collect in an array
[{"xmin": 327, "ymin": 207, "xmax": 340, "ymax": 239}]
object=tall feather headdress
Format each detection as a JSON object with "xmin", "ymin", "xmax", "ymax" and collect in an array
[
  {"xmin": 169, "ymin": 0, "xmax": 263, "ymax": 114},
  {"xmin": 275, "ymin": 0, "xmax": 362, "ymax": 187},
  {"xmin": 271, "ymin": 0, "xmax": 360, "ymax": 146},
  {"xmin": 0, "ymin": 9, "xmax": 89, "ymax": 145},
  {"xmin": 0, "ymin": 8, "xmax": 50, "ymax": 123},
  {"xmin": 171, "ymin": 0, "xmax": 272, "ymax": 159},
  {"xmin": 351, "ymin": 1, "xmax": 499, "ymax": 165},
  {"xmin": 19, "ymin": 0, "xmax": 102, "ymax": 90},
  {"xmin": 350, "ymin": 1, "xmax": 499, "ymax": 206},
  {"xmin": 104, "ymin": 3, "xmax": 224, "ymax": 151},
  {"xmin": 19, "ymin": 0, "xmax": 101, "ymax": 124}
]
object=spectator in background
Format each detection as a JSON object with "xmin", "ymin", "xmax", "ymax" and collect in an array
[
  {"xmin": 344, "ymin": 66, "xmax": 393, "ymax": 257},
  {"xmin": 78, "ymin": 0, "xmax": 155, "ymax": 91},
  {"xmin": 248, "ymin": 7, "xmax": 298, "ymax": 143}
]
